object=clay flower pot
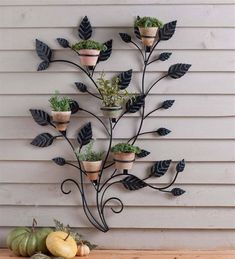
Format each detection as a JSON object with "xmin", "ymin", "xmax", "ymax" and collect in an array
[
  {"xmin": 82, "ymin": 160, "xmax": 103, "ymax": 181},
  {"xmin": 78, "ymin": 49, "xmax": 100, "ymax": 66},
  {"xmin": 113, "ymin": 152, "xmax": 135, "ymax": 170},
  {"xmin": 100, "ymin": 106, "xmax": 122, "ymax": 119},
  {"xmin": 51, "ymin": 111, "xmax": 71, "ymax": 131},
  {"xmin": 138, "ymin": 27, "xmax": 159, "ymax": 47}
]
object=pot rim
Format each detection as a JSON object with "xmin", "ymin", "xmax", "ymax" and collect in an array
[
  {"xmin": 51, "ymin": 110, "xmax": 71, "ymax": 114},
  {"xmin": 100, "ymin": 106, "xmax": 122, "ymax": 111}
]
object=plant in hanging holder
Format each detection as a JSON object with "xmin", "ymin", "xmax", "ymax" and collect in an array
[
  {"xmin": 76, "ymin": 140, "xmax": 104, "ymax": 181},
  {"xmin": 30, "ymin": 15, "xmax": 191, "ymax": 232},
  {"xmin": 135, "ymin": 16, "xmax": 163, "ymax": 48},
  {"xmin": 72, "ymin": 40, "xmax": 106, "ymax": 68},
  {"xmin": 111, "ymin": 143, "xmax": 141, "ymax": 170},
  {"xmin": 97, "ymin": 73, "xmax": 133, "ymax": 120},
  {"xmin": 49, "ymin": 91, "xmax": 72, "ymax": 132}
]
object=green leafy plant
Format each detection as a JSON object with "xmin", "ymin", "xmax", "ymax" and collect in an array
[
  {"xmin": 97, "ymin": 73, "xmax": 133, "ymax": 107},
  {"xmin": 135, "ymin": 16, "xmax": 163, "ymax": 28},
  {"xmin": 76, "ymin": 140, "xmax": 104, "ymax": 161},
  {"xmin": 111, "ymin": 143, "xmax": 141, "ymax": 154},
  {"xmin": 53, "ymin": 219, "xmax": 97, "ymax": 250},
  {"xmin": 49, "ymin": 91, "xmax": 71, "ymax": 112},
  {"xmin": 72, "ymin": 40, "xmax": 106, "ymax": 51}
]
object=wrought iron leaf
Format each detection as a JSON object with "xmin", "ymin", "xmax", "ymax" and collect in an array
[
  {"xmin": 176, "ymin": 159, "xmax": 185, "ymax": 173},
  {"xmin": 159, "ymin": 20, "xmax": 177, "ymax": 41},
  {"xmin": 162, "ymin": 100, "xmax": 175, "ymax": 109},
  {"xmin": 168, "ymin": 63, "xmax": 191, "ymax": 79},
  {"xmin": 69, "ymin": 100, "xmax": 80, "ymax": 114},
  {"xmin": 156, "ymin": 128, "xmax": 171, "ymax": 136},
  {"xmin": 159, "ymin": 52, "xmax": 172, "ymax": 61},
  {"xmin": 126, "ymin": 95, "xmax": 145, "ymax": 113},
  {"xmin": 35, "ymin": 39, "xmax": 52, "ymax": 62},
  {"xmin": 57, "ymin": 38, "xmax": 70, "ymax": 48},
  {"xmin": 171, "ymin": 188, "xmax": 185, "ymax": 196},
  {"xmin": 98, "ymin": 40, "xmax": 113, "ymax": 62},
  {"xmin": 117, "ymin": 69, "xmax": 133, "ymax": 89},
  {"xmin": 75, "ymin": 82, "xmax": 87, "ymax": 93},
  {"xmin": 37, "ymin": 61, "xmax": 49, "ymax": 71},
  {"xmin": 78, "ymin": 16, "xmax": 92, "ymax": 40},
  {"xmin": 29, "ymin": 109, "xmax": 51, "ymax": 126},
  {"xmin": 52, "ymin": 157, "xmax": 66, "ymax": 166},
  {"xmin": 121, "ymin": 175, "xmax": 147, "ymax": 191},
  {"xmin": 77, "ymin": 122, "xmax": 92, "ymax": 146},
  {"xmin": 134, "ymin": 16, "xmax": 141, "ymax": 39},
  {"xmin": 31, "ymin": 133, "xmax": 54, "ymax": 147},
  {"xmin": 151, "ymin": 160, "xmax": 172, "ymax": 177},
  {"xmin": 119, "ymin": 33, "xmax": 131, "ymax": 43},
  {"xmin": 136, "ymin": 149, "xmax": 150, "ymax": 158}
]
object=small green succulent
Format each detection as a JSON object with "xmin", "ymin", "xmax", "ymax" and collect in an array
[
  {"xmin": 135, "ymin": 16, "xmax": 163, "ymax": 28},
  {"xmin": 111, "ymin": 143, "xmax": 141, "ymax": 154},
  {"xmin": 76, "ymin": 140, "xmax": 104, "ymax": 161},
  {"xmin": 49, "ymin": 91, "xmax": 71, "ymax": 112},
  {"xmin": 72, "ymin": 40, "xmax": 106, "ymax": 51}
]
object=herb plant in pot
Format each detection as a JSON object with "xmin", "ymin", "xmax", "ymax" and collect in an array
[
  {"xmin": 49, "ymin": 91, "xmax": 72, "ymax": 132},
  {"xmin": 111, "ymin": 143, "xmax": 141, "ymax": 170},
  {"xmin": 76, "ymin": 141, "xmax": 104, "ymax": 181},
  {"xmin": 135, "ymin": 16, "xmax": 163, "ymax": 47},
  {"xmin": 97, "ymin": 74, "xmax": 132, "ymax": 120},
  {"xmin": 72, "ymin": 40, "xmax": 106, "ymax": 67}
]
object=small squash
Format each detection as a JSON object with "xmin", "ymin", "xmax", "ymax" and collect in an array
[
  {"xmin": 46, "ymin": 231, "xmax": 77, "ymax": 259},
  {"xmin": 30, "ymin": 252, "xmax": 51, "ymax": 259},
  {"xmin": 7, "ymin": 219, "xmax": 53, "ymax": 257},
  {"xmin": 77, "ymin": 243, "xmax": 90, "ymax": 257}
]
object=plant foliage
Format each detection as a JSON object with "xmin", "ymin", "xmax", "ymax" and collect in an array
[
  {"xmin": 111, "ymin": 143, "xmax": 141, "ymax": 154},
  {"xmin": 97, "ymin": 73, "xmax": 133, "ymax": 107},
  {"xmin": 76, "ymin": 140, "xmax": 104, "ymax": 161},
  {"xmin": 134, "ymin": 16, "xmax": 163, "ymax": 28},
  {"xmin": 72, "ymin": 40, "xmax": 106, "ymax": 51},
  {"xmin": 49, "ymin": 91, "xmax": 72, "ymax": 112}
]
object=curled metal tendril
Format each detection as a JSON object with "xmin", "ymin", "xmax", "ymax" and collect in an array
[
  {"xmin": 102, "ymin": 197, "xmax": 124, "ymax": 214},
  {"xmin": 60, "ymin": 178, "xmax": 81, "ymax": 195}
]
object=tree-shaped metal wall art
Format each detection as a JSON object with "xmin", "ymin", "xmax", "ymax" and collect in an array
[{"xmin": 30, "ymin": 16, "xmax": 191, "ymax": 232}]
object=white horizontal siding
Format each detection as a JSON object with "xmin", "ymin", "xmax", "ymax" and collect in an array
[{"xmin": 0, "ymin": 0, "xmax": 235, "ymax": 250}]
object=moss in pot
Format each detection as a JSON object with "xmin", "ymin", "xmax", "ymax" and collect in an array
[
  {"xmin": 97, "ymin": 73, "xmax": 133, "ymax": 120},
  {"xmin": 72, "ymin": 40, "xmax": 106, "ymax": 67},
  {"xmin": 111, "ymin": 143, "xmax": 141, "ymax": 170},
  {"xmin": 49, "ymin": 91, "xmax": 72, "ymax": 132},
  {"xmin": 76, "ymin": 140, "xmax": 104, "ymax": 181},
  {"xmin": 135, "ymin": 16, "xmax": 163, "ymax": 47}
]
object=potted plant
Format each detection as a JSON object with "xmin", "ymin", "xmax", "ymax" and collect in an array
[
  {"xmin": 135, "ymin": 16, "xmax": 163, "ymax": 47},
  {"xmin": 97, "ymin": 73, "xmax": 132, "ymax": 119},
  {"xmin": 72, "ymin": 40, "xmax": 106, "ymax": 67},
  {"xmin": 49, "ymin": 91, "xmax": 72, "ymax": 132},
  {"xmin": 111, "ymin": 143, "xmax": 141, "ymax": 170},
  {"xmin": 76, "ymin": 141, "xmax": 104, "ymax": 181}
]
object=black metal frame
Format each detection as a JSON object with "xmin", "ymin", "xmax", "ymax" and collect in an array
[{"xmin": 30, "ymin": 16, "xmax": 191, "ymax": 232}]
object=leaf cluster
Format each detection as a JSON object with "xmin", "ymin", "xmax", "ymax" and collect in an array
[
  {"xmin": 53, "ymin": 219, "xmax": 97, "ymax": 250},
  {"xmin": 111, "ymin": 143, "xmax": 141, "ymax": 154},
  {"xmin": 72, "ymin": 40, "xmax": 106, "ymax": 51},
  {"xmin": 135, "ymin": 16, "xmax": 163, "ymax": 28},
  {"xmin": 97, "ymin": 73, "xmax": 133, "ymax": 107},
  {"xmin": 49, "ymin": 91, "xmax": 71, "ymax": 112},
  {"xmin": 76, "ymin": 140, "xmax": 104, "ymax": 161}
]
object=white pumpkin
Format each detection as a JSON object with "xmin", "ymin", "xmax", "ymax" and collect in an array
[{"xmin": 76, "ymin": 244, "xmax": 90, "ymax": 257}]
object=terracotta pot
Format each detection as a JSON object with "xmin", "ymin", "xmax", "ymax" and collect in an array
[
  {"xmin": 113, "ymin": 152, "xmax": 135, "ymax": 170},
  {"xmin": 100, "ymin": 106, "xmax": 122, "ymax": 119},
  {"xmin": 51, "ymin": 111, "xmax": 71, "ymax": 131},
  {"xmin": 82, "ymin": 161, "xmax": 103, "ymax": 181},
  {"xmin": 78, "ymin": 49, "xmax": 100, "ymax": 66},
  {"xmin": 138, "ymin": 27, "xmax": 159, "ymax": 47}
]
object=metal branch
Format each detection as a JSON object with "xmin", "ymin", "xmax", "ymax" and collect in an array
[
  {"xmin": 143, "ymin": 106, "xmax": 162, "ymax": 119},
  {"xmin": 130, "ymin": 40, "xmax": 145, "ymax": 61},
  {"xmin": 145, "ymin": 74, "xmax": 168, "ymax": 96},
  {"xmin": 112, "ymin": 111, "xmax": 127, "ymax": 130},
  {"xmin": 147, "ymin": 57, "xmax": 160, "ymax": 65},
  {"xmin": 128, "ymin": 130, "xmax": 156, "ymax": 142},
  {"xmin": 86, "ymin": 90, "xmax": 102, "ymax": 100}
]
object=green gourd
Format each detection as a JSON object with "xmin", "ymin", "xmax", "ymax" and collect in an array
[{"xmin": 7, "ymin": 219, "xmax": 53, "ymax": 257}]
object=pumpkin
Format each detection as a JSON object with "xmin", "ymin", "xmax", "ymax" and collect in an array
[
  {"xmin": 7, "ymin": 219, "xmax": 53, "ymax": 257},
  {"xmin": 46, "ymin": 231, "xmax": 77, "ymax": 259},
  {"xmin": 77, "ymin": 243, "xmax": 90, "ymax": 257}
]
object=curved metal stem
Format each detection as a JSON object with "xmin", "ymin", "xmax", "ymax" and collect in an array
[
  {"xmin": 130, "ymin": 40, "xmax": 144, "ymax": 61},
  {"xmin": 144, "ymin": 106, "xmax": 161, "ymax": 119}
]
